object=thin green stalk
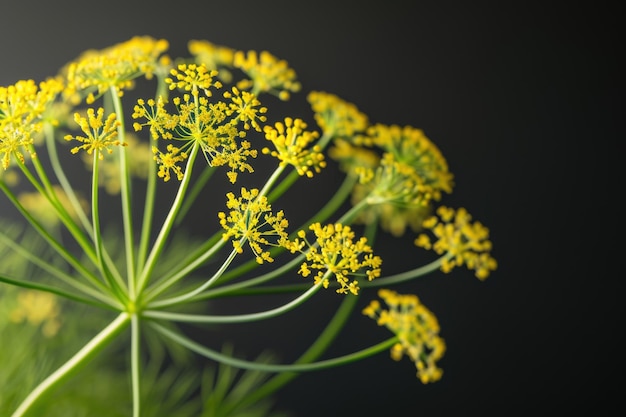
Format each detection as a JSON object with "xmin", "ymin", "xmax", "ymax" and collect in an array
[
  {"xmin": 131, "ymin": 315, "xmax": 141, "ymax": 417},
  {"xmin": 146, "ymin": 243, "xmax": 242, "ymax": 308},
  {"xmin": 10, "ymin": 313, "xmax": 130, "ymax": 417},
  {"xmin": 151, "ymin": 321, "xmax": 397, "ymax": 373},
  {"xmin": 362, "ymin": 253, "xmax": 451, "ymax": 287},
  {"xmin": 231, "ymin": 293, "xmax": 359, "ymax": 411},
  {"xmin": 110, "ymin": 87, "xmax": 136, "ymax": 295},
  {"xmin": 175, "ymin": 165, "xmax": 216, "ymax": 226},
  {"xmin": 137, "ymin": 72, "xmax": 170, "ymax": 275},
  {"xmin": 136, "ymin": 142, "xmax": 200, "ymax": 295},
  {"xmin": 142, "ymin": 235, "xmax": 225, "ymax": 302},
  {"xmin": 144, "ymin": 282, "xmax": 321, "ymax": 322},
  {"xmin": 44, "ymin": 122, "xmax": 92, "ymax": 233},
  {"xmin": 0, "ymin": 273, "xmax": 118, "ymax": 310},
  {"xmin": 0, "ymin": 231, "xmax": 121, "ymax": 307},
  {"xmin": 258, "ymin": 165, "xmax": 286, "ymax": 198},
  {"xmin": 43, "ymin": 123, "xmax": 126, "ymax": 288},
  {"xmin": 0, "ymin": 181, "xmax": 115, "ymax": 297}
]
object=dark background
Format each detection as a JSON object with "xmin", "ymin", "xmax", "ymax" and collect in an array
[{"xmin": 1, "ymin": 1, "xmax": 621, "ymax": 415}]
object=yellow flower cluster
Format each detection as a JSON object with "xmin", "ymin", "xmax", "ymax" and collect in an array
[
  {"xmin": 132, "ymin": 63, "xmax": 262, "ymax": 183},
  {"xmin": 188, "ymin": 39, "xmax": 235, "ymax": 83},
  {"xmin": 415, "ymin": 206, "xmax": 497, "ymax": 280},
  {"xmin": 218, "ymin": 187, "xmax": 289, "ymax": 264},
  {"xmin": 233, "ymin": 49, "xmax": 301, "ymax": 100},
  {"xmin": 363, "ymin": 289, "xmax": 446, "ymax": 384},
  {"xmin": 0, "ymin": 78, "xmax": 63, "ymax": 169},
  {"xmin": 64, "ymin": 108, "xmax": 125, "ymax": 159},
  {"xmin": 284, "ymin": 223, "xmax": 382, "ymax": 295},
  {"xmin": 10, "ymin": 290, "xmax": 61, "ymax": 338},
  {"xmin": 64, "ymin": 36, "xmax": 170, "ymax": 103},
  {"xmin": 262, "ymin": 117, "xmax": 326, "ymax": 178},
  {"xmin": 307, "ymin": 91, "xmax": 369, "ymax": 139}
]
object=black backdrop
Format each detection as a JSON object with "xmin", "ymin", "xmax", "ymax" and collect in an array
[{"xmin": 1, "ymin": 1, "xmax": 621, "ymax": 415}]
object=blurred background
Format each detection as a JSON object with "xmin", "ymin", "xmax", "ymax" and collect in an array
[{"xmin": 1, "ymin": 0, "xmax": 620, "ymax": 415}]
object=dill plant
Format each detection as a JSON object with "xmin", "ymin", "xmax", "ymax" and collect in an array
[{"xmin": 0, "ymin": 36, "xmax": 497, "ymax": 416}]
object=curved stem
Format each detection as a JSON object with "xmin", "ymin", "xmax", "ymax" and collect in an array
[
  {"xmin": 151, "ymin": 321, "xmax": 397, "ymax": 373},
  {"xmin": 362, "ymin": 253, "xmax": 451, "ymax": 288},
  {"xmin": 144, "ymin": 282, "xmax": 321, "ymax": 323},
  {"xmin": 175, "ymin": 165, "xmax": 215, "ymax": 226},
  {"xmin": 11, "ymin": 313, "xmax": 130, "ymax": 417}
]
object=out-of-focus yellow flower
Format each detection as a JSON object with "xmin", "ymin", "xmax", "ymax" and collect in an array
[{"xmin": 363, "ymin": 289, "xmax": 445, "ymax": 383}]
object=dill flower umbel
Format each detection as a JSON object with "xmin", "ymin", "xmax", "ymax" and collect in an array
[
  {"xmin": 262, "ymin": 117, "xmax": 326, "ymax": 178},
  {"xmin": 64, "ymin": 108, "xmax": 125, "ymax": 159},
  {"xmin": 218, "ymin": 187, "xmax": 290, "ymax": 264},
  {"xmin": 233, "ymin": 49, "xmax": 301, "ymax": 100},
  {"xmin": 285, "ymin": 223, "xmax": 382, "ymax": 295},
  {"xmin": 307, "ymin": 91, "xmax": 369, "ymax": 140},
  {"xmin": 415, "ymin": 206, "xmax": 497, "ymax": 280},
  {"xmin": 0, "ymin": 78, "xmax": 63, "ymax": 169},
  {"xmin": 363, "ymin": 289, "xmax": 446, "ymax": 384}
]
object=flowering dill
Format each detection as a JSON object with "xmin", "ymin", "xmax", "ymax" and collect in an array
[
  {"xmin": 415, "ymin": 206, "xmax": 497, "ymax": 280},
  {"xmin": 218, "ymin": 187, "xmax": 290, "ymax": 264},
  {"xmin": 363, "ymin": 289, "xmax": 446, "ymax": 384},
  {"xmin": 64, "ymin": 108, "xmax": 125, "ymax": 159},
  {"xmin": 284, "ymin": 223, "xmax": 382, "ymax": 295}
]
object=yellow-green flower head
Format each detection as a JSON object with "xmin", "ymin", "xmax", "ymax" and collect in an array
[
  {"xmin": 307, "ymin": 91, "xmax": 369, "ymax": 139},
  {"xmin": 63, "ymin": 36, "xmax": 170, "ymax": 104},
  {"xmin": 165, "ymin": 63, "xmax": 221, "ymax": 98},
  {"xmin": 9, "ymin": 290, "xmax": 61, "ymax": 338},
  {"xmin": 218, "ymin": 187, "xmax": 290, "ymax": 264},
  {"xmin": 132, "ymin": 97, "xmax": 174, "ymax": 140},
  {"xmin": 363, "ymin": 289, "xmax": 446, "ymax": 384},
  {"xmin": 64, "ymin": 108, "xmax": 125, "ymax": 159},
  {"xmin": 188, "ymin": 39, "xmax": 236, "ymax": 83},
  {"xmin": 262, "ymin": 117, "xmax": 326, "ymax": 178},
  {"xmin": 362, "ymin": 124, "xmax": 454, "ymax": 204},
  {"xmin": 223, "ymin": 87, "xmax": 268, "ymax": 132},
  {"xmin": 233, "ymin": 49, "xmax": 301, "ymax": 100},
  {"xmin": 328, "ymin": 138, "xmax": 380, "ymax": 181},
  {"xmin": 284, "ymin": 223, "xmax": 382, "ymax": 295},
  {"xmin": 18, "ymin": 185, "xmax": 89, "ymax": 229},
  {"xmin": 0, "ymin": 78, "xmax": 63, "ymax": 170},
  {"xmin": 415, "ymin": 206, "xmax": 497, "ymax": 280}
]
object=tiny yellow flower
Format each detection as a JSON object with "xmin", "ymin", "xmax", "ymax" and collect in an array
[
  {"xmin": 218, "ymin": 187, "xmax": 290, "ymax": 264},
  {"xmin": 363, "ymin": 289, "xmax": 445, "ymax": 384},
  {"xmin": 415, "ymin": 206, "xmax": 497, "ymax": 280},
  {"xmin": 223, "ymin": 87, "xmax": 267, "ymax": 132},
  {"xmin": 64, "ymin": 108, "xmax": 125, "ymax": 159},
  {"xmin": 188, "ymin": 39, "xmax": 236, "ymax": 83},
  {"xmin": 262, "ymin": 117, "xmax": 326, "ymax": 178},
  {"xmin": 165, "ymin": 63, "xmax": 221, "ymax": 97},
  {"xmin": 285, "ymin": 223, "xmax": 382, "ymax": 295}
]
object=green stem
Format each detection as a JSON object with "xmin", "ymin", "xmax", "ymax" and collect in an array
[
  {"xmin": 151, "ymin": 321, "xmax": 397, "ymax": 373},
  {"xmin": 144, "ymin": 282, "xmax": 321, "ymax": 323},
  {"xmin": 0, "ymin": 273, "xmax": 118, "ymax": 310},
  {"xmin": 10, "ymin": 313, "xmax": 130, "ymax": 417},
  {"xmin": 175, "ymin": 165, "xmax": 215, "ymax": 226},
  {"xmin": 131, "ymin": 315, "xmax": 141, "ymax": 417},
  {"xmin": 232, "ymin": 293, "xmax": 359, "ymax": 411},
  {"xmin": 136, "ymin": 139, "xmax": 157, "ymax": 278},
  {"xmin": 136, "ymin": 142, "xmax": 200, "ymax": 296},
  {"xmin": 0, "ymin": 181, "xmax": 115, "ymax": 297},
  {"xmin": 110, "ymin": 87, "xmax": 136, "ymax": 296},
  {"xmin": 362, "ymin": 253, "xmax": 450, "ymax": 288},
  {"xmin": 0, "ymin": 231, "xmax": 121, "ymax": 307},
  {"xmin": 146, "ymin": 244, "xmax": 238, "ymax": 308}
]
